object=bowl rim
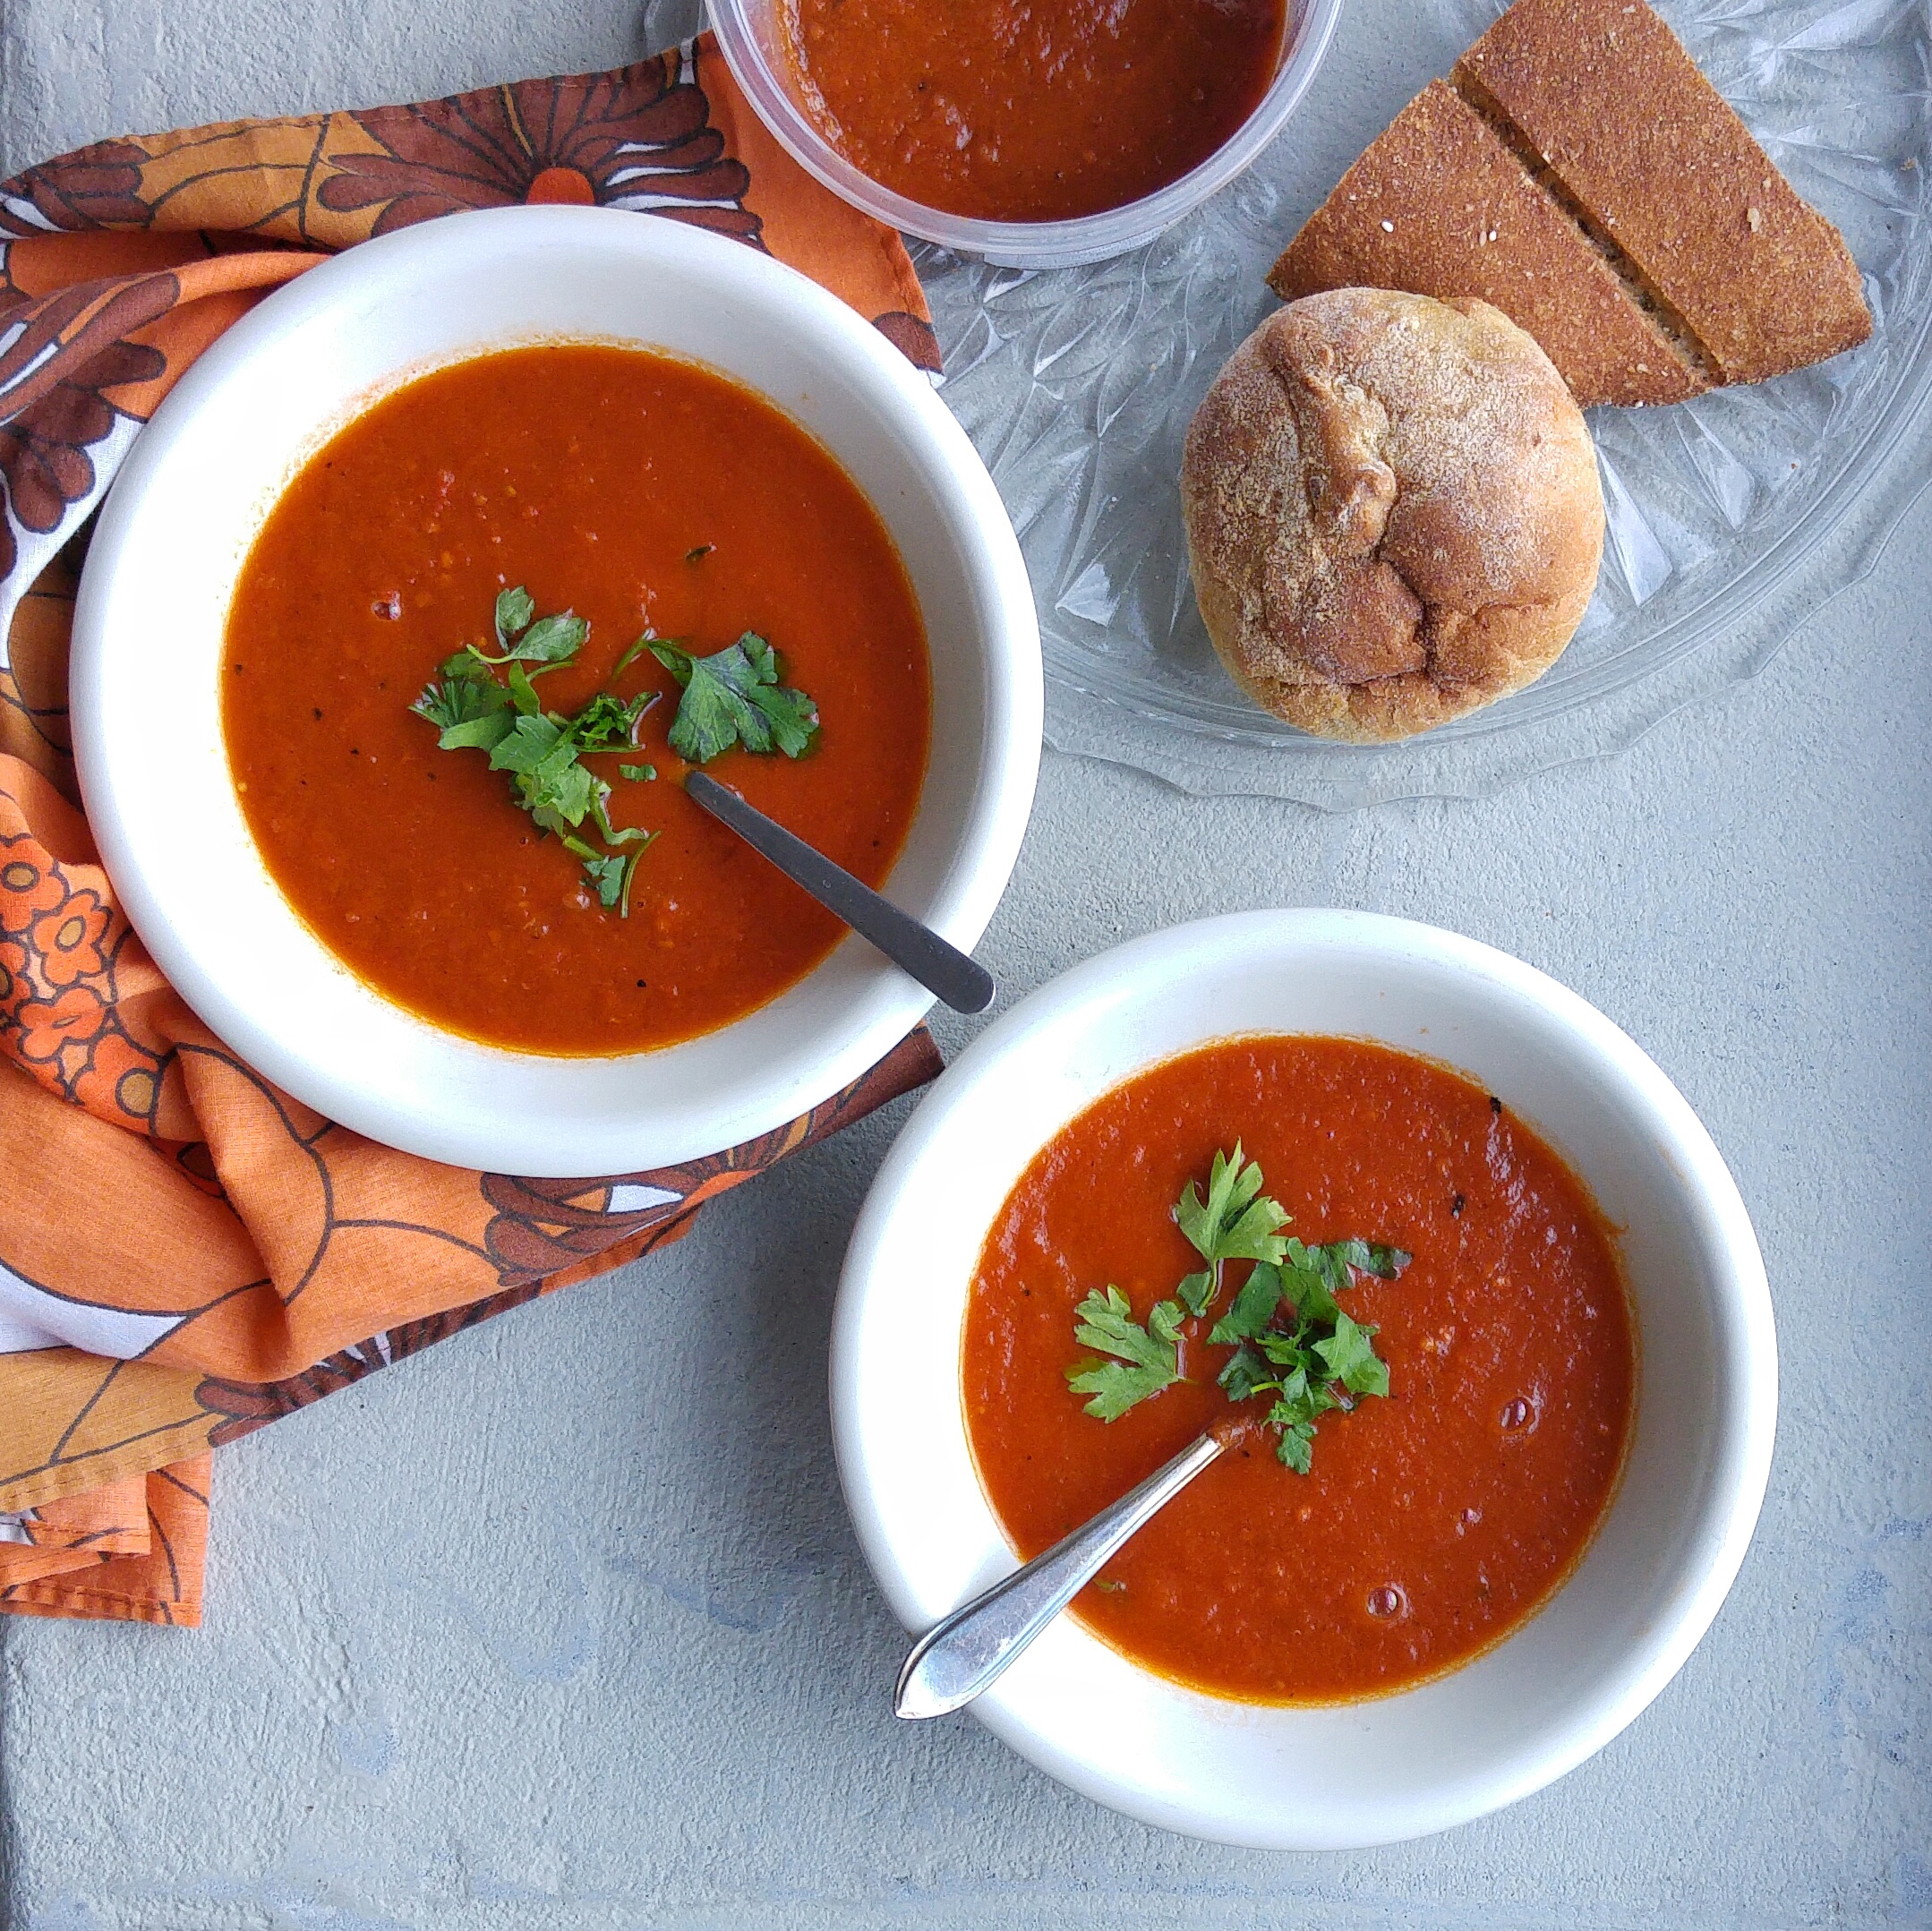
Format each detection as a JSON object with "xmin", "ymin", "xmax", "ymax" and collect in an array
[
  {"xmin": 830, "ymin": 908, "xmax": 1779, "ymax": 1847},
  {"xmin": 706, "ymin": 0, "xmax": 1346, "ymax": 269},
  {"xmin": 70, "ymin": 205, "xmax": 1042, "ymax": 1175}
]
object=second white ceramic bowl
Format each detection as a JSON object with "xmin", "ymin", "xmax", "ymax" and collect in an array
[
  {"xmin": 72, "ymin": 206, "xmax": 1041, "ymax": 1176},
  {"xmin": 833, "ymin": 910, "xmax": 1776, "ymax": 1848}
]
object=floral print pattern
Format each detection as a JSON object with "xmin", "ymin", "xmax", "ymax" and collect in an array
[
  {"xmin": 31, "ymin": 884, "xmax": 109, "ymax": 984},
  {"xmin": 0, "ymin": 830, "xmax": 167, "ymax": 1127},
  {"xmin": 0, "ymin": 139, "xmax": 154, "ymax": 238},
  {"xmin": 481, "ymin": 1172, "xmax": 696, "ymax": 1282},
  {"xmin": 0, "ymin": 42, "xmax": 943, "ymax": 1625},
  {"xmin": 0, "ymin": 276, "xmax": 174, "ymax": 585},
  {"xmin": 319, "ymin": 59, "xmax": 763, "ymax": 244}
]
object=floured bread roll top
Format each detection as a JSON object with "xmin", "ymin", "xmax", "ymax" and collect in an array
[{"xmin": 1181, "ymin": 287, "xmax": 1604, "ymax": 743}]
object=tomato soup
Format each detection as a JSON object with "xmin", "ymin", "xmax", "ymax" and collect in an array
[
  {"xmin": 780, "ymin": 0, "xmax": 1288, "ymax": 224},
  {"xmin": 963, "ymin": 1037, "xmax": 1635, "ymax": 1703},
  {"xmin": 222, "ymin": 345, "xmax": 929, "ymax": 1055}
]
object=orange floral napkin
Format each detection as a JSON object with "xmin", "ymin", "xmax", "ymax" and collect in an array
[{"xmin": 0, "ymin": 41, "xmax": 945, "ymax": 1625}]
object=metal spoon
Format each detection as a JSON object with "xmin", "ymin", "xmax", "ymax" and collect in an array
[
  {"xmin": 683, "ymin": 770, "xmax": 995, "ymax": 1015},
  {"xmin": 894, "ymin": 1428, "xmax": 1228, "ymax": 1720}
]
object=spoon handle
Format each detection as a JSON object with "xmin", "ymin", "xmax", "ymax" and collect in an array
[
  {"xmin": 682, "ymin": 771, "xmax": 995, "ymax": 1016},
  {"xmin": 894, "ymin": 1429, "xmax": 1227, "ymax": 1720}
]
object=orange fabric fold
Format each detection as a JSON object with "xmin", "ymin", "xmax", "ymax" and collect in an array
[
  {"xmin": 0, "ymin": 1460, "xmax": 209, "ymax": 1625},
  {"xmin": 0, "ymin": 40, "xmax": 945, "ymax": 1623}
]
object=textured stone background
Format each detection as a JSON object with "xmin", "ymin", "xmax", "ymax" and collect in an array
[{"xmin": 4, "ymin": 0, "xmax": 1930, "ymax": 1924}]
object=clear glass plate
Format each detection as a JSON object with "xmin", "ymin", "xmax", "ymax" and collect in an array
[{"xmin": 914, "ymin": 0, "xmax": 1932, "ymax": 806}]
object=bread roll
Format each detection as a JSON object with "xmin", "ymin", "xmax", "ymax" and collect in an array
[{"xmin": 1181, "ymin": 287, "xmax": 1604, "ymax": 742}]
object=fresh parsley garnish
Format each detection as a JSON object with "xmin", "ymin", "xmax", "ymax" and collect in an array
[
  {"xmin": 410, "ymin": 588, "xmax": 825, "ymax": 916},
  {"xmin": 1210, "ymin": 1251, "xmax": 1397, "ymax": 1472},
  {"xmin": 411, "ymin": 651, "xmax": 512, "ymax": 748},
  {"xmin": 1063, "ymin": 1146, "xmax": 1411, "ymax": 1472},
  {"xmin": 493, "ymin": 584, "xmax": 534, "ymax": 639},
  {"xmin": 468, "ymin": 585, "xmax": 588, "ymax": 667},
  {"xmin": 561, "ymin": 831, "xmax": 660, "ymax": 917},
  {"xmin": 1173, "ymin": 1141, "xmax": 1290, "ymax": 1315},
  {"xmin": 410, "ymin": 588, "xmax": 659, "ymax": 915},
  {"xmin": 1065, "ymin": 1286, "xmax": 1187, "ymax": 1422},
  {"xmin": 649, "ymin": 633, "xmax": 820, "ymax": 765}
]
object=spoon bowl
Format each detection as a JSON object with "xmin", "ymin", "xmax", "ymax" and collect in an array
[{"xmin": 894, "ymin": 1428, "xmax": 1224, "ymax": 1719}]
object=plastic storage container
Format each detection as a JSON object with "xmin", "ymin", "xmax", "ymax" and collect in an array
[{"xmin": 706, "ymin": 0, "xmax": 1345, "ymax": 269}]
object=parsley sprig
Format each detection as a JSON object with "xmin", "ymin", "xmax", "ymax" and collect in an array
[
  {"xmin": 648, "ymin": 634, "xmax": 820, "ymax": 765},
  {"xmin": 1209, "ymin": 1237, "xmax": 1406, "ymax": 1472},
  {"xmin": 411, "ymin": 588, "xmax": 659, "ymax": 913},
  {"xmin": 1063, "ymin": 1147, "xmax": 1411, "ymax": 1472},
  {"xmin": 409, "ymin": 587, "xmax": 822, "ymax": 916},
  {"xmin": 1066, "ymin": 1287, "xmax": 1188, "ymax": 1421},
  {"xmin": 1173, "ymin": 1141, "xmax": 1291, "ymax": 1316}
]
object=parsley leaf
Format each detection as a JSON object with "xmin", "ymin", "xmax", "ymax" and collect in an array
[
  {"xmin": 494, "ymin": 585, "xmax": 535, "ymax": 642},
  {"xmin": 1061, "ymin": 1145, "xmax": 1411, "ymax": 1469},
  {"xmin": 490, "ymin": 715, "xmax": 604, "ymax": 839},
  {"xmin": 440, "ymin": 710, "xmax": 517, "ymax": 753},
  {"xmin": 472, "ymin": 606, "xmax": 588, "ymax": 666},
  {"xmin": 1219, "ymin": 1238, "xmax": 1400, "ymax": 1470},
  {"xmin": 1314, "ymin": 1311, "xmax": 1389, "ymax": 1398},
  {"xmin": 1172, "ymin": 1142, "xmax": 1291, "ymax": 1324},
  {"xmin": 1217, "ymin": 1341, "xmax": 1274, "ymax": 1404},
  {"xmin": 1207, "ymin": 1260, "xmax": 1286, "ymax": 1346},
  {"xmin": 1064, "ymin": 1286, "xmax": 1186, "ymax": 1422},
  {"xmin": 1274, "ymin": 1420, "xmax": 1316, "ymax": 1474},
  {"xmin": 1175, "ymin": 1142, "xmax": 1292, "ymax": 1269},
  {"xmin": 487, "ymin": 711, "xmax": 564, "ymax": 773},
  {"xmin": 411, "ymin": 593, "xmax": 663, "ymax": 917},
  {"xmin": 565, "ymin": 833, "xmax": 659, "ymax": 917},
  {"xmin": 619, "ymin": 763, "xmax": 657, "ymax": 783},
  {"xmin": 570, "ymin": 688, "xmax": 654, "ymax": 751},
  {"xmin": 1176, "ymin": 1269, "xmax": 1216, "ymax": 1318},
  {"xmin": 504, "ymin": 662, "xmax": 547, "ymax": 717},
  {"xmin": 412, "ymin": 653, "xmax": 514, "ymax": 749},
  {"xmin": 650, "ymin": 633, "xmax": 820, "ymax": 765},
  {"xmin": 1338, "ymin": 1238, "xmax": 1411, "ymax": 1279},
  {"xmin": 1279, "ymin": 1238, "xmax": 1343, "ymax": 1326}
]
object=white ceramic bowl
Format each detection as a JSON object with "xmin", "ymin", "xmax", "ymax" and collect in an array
[
  {"xmin": 833, "ymin": 910, "xmax": 1776, "ymax": 1848},
  {"xmin": 72, "ymin": 205, "xmax": 1041, "ymax": 1176},
  {"xmin": 708, "ymin": 0, "xmax": 1344, "ymax": 269}
]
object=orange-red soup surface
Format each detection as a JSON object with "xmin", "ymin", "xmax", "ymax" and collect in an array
[
  {"xmin": 781, "ymin": 0, "xmax": 1288, "ymax": 224},
  {"xmin": 223, "ymin": 344, "xmax": 930, "ymax": 1055},
  {"xmin": 963, "ymin": 1037, "xmax": 1636, "ymax": 1703}
]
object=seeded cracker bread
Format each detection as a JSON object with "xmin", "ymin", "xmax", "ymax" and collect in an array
[
  {"xmin": 1182, "ymin": 290, "xmax": 1604, "ymax": 743},
  {"xmin": 1269, "ymin": 0, "xmax": 1871, "ymax": 407},
  {"xmin": 1269, "ymin": 81, "xmax": 1705, "ymax": 408},
  {"xmin": 1454, "ymin": 0, "xmax": 1870, "ymax": 387}
]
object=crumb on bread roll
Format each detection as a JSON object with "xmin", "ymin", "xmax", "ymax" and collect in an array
[{"xmin": 1181, "ymin": 287, "xmax": 1604, "ymax": 743}]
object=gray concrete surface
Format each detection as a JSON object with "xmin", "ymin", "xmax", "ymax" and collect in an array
[{"xmin": 4, "ymin": 0, "xmax": 1930, "ymax": 1925}]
